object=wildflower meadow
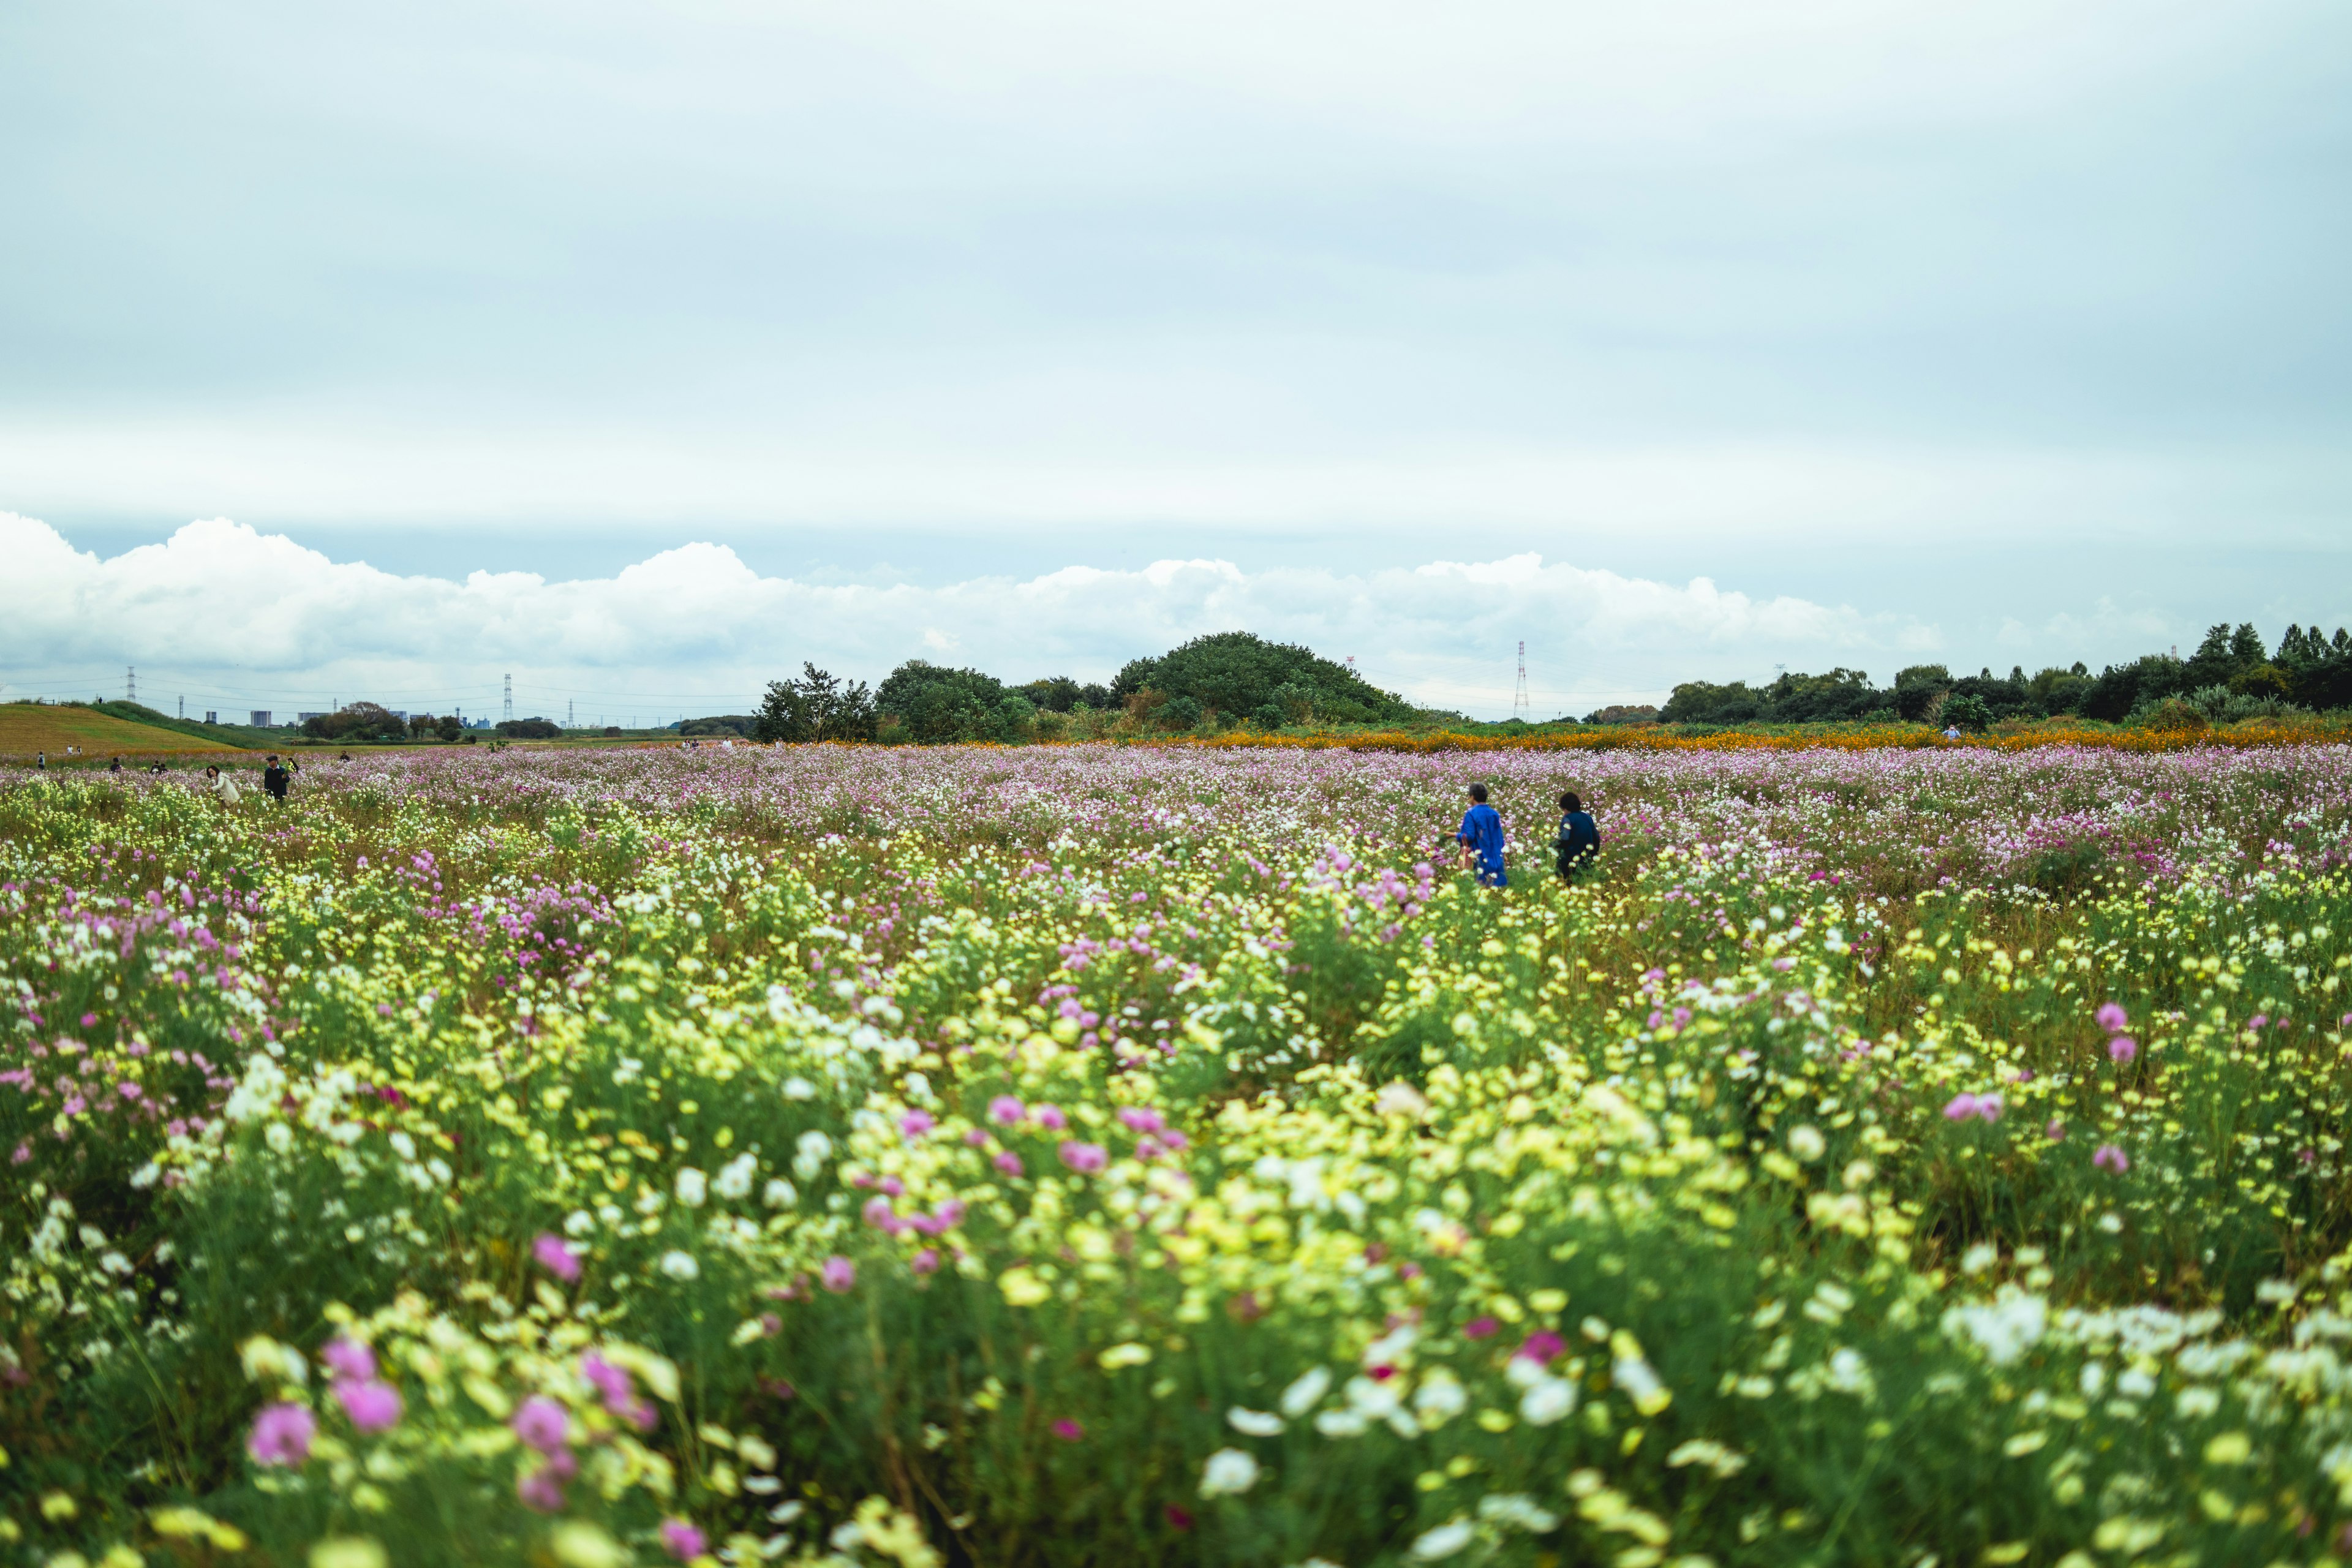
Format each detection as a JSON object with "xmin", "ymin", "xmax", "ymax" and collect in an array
[{"xmin": 2, "ymin": 742, "xmax": 2350, "ymax": 1568}]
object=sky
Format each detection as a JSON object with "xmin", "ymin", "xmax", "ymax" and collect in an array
[{"xmin": 2, "ymin": 0, "xmax": 2347, "ymax": 720}]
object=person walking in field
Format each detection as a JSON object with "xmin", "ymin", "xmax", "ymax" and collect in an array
[
  {"xmin": 1456, "ymin": 783, "xmax": 1509, "ymax": 888},
  {"xmin": 1555, "ymin": 791, "xmax": 1601, "ymax": 882},
  {"xmin": 263, "ymin": 755, "xmax": 292, "ymax": 802}
]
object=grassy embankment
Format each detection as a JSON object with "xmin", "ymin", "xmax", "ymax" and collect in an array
[{"xmin": 0, "ymin": 702, "xmax": 251, "ymax": 759}]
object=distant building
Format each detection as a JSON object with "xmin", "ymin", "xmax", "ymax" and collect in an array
[
  {"xmin": 249, "ymin": 710, "xmax": 272, "ymax": 728},
  {"xmin": 204, "ymin": 710, "xmax": 217, "ymax": 725},
  {"xmin": 297, "ymin": 712, "xmax": 327, "ymax": 724}
]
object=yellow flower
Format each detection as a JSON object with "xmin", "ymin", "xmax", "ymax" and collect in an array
[{"xmin": 998, "ymin": 1267, "xmax": 1051, "ymax": 1307}]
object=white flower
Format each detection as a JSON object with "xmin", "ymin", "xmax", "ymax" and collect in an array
[
  {"xmin": 714, "ymin": 1153, "xmax": 758, "ymax": 1201},
  {"xmin": 1410, "ymin": 1520, "xmax": 1474, "ymax": 1559},
  {"xmin": 265, "ymin": 1123, "xmax": 293, "ymax": 1154},
  {"xmin": 793, "ymin": 1130, "xmax": 833, "ymax": 1180},
  {"xmin": 1961, "ymin": 1242, "xmax": 1999, "ymax": 1275},
  {"xmin": 564, "ymin": 1209, "xmax": 595, "ymax": 1236},
  {"xmin": 674, "ymin": 1167, "xmax": 709, "ymax": 1208},
  {"xmin": 1279, "ymin": 1366, "xmax": 1332, "ymax": 1417},
  {"xmin": 1518, "ymin": 1376, "xmax": 1576, "ymax": 1425},
  {"xmin": 1477, "ymin": 1493, "xmax": 1560, "ymax": 1532},
  {"xmin": 1412, "ymin": 1371, "xmax": 1466, "ymax": 1423},
  {"xmin": 1313, "ymin": 1408, "xmax": 1370, "ymax": 1438},
  {"xmin": 763, "ymin": 1178, "xmax": 798, "ymax": 1209},
  {"xmin": 1375, "ymin": 1081, "xmax": 1430, "ymax": 1120},
  {"xmin": 1787, "ymin": 1124, "xmax": 1825, "ymax": 1163},
  {"xmin": 658, "ymin": 1250, "xmax": 700, "ymax": 1280},
  {"xmin": 1199, "ymin": 1447, "xmax": 1261, "ymax": 1497},
  {"xmin": 1227, "ymin": 1407, "xmax": 1285, "ymax": 1437},
  {"xmin": 1942, "ymin": 1287, "xmax": 2047, "ymax": 1366},
  {"xmin": 782, "ymin": 1075, "xmax": 816, "ymax": 1100}
]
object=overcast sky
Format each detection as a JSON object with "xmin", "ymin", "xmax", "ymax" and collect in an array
[{"xmin": 2, "ymin": 0, "xmax": 2346, "ymax": 717}]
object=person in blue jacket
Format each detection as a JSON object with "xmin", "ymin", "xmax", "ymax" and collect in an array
[
  {"xmin": 1456, "ymin": 783, "xmax": 1508, "ymax": 887},
  {"xmin": 1555, "ymin": 791, "xmax": 1601, "ymax": 881}
]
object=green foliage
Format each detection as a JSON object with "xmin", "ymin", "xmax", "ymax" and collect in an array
[
  {"xmin": 1112, "ymin": 632, "xmax": 1411, "ymax": 726},
  {"xmin": 306, "ymin": 703, "xmax": 411, "ymax": 742},
  {"xmin": 1940, "ymin": 693, "xmax": 1994, "ymax": 733},
  {"xmin": 876, "ymin": 662, "xmax": 1035, "ymax": 744},
  {"xmin": 494, "ymin": 717, "xmax": 564, "ymax": 739},
  {"xmin": 758, "ymin": 665, "xmax": 880, "ymax": 743}
]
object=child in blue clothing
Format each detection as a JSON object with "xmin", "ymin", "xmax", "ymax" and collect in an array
[
  {"xmin": 1457, "ymin": 783, "xmax": 1508, "ymax": 887},
  {"xmin": 1555, "ymin": 791, "xmax": 1600, "ymax": 881}
]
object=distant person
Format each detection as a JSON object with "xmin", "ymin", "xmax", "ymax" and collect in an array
[
  {"xmin": 263, "ymin": 755, "xmax": 292, "ymax": 802},
  {"xmin": 1455, "ymin": 783, "xmax": 1508, "ymax": 888},
  {"xmin": 207, "ymin": 765, "xmax": 242, "ymax": 807},
  {"xmin": 1942, "ymin": 723, "xmax": 1962, "ymax": 741},
  {"xmin": 35, "ymin": 752, "xmax": 45, "ymax": 771},
  {"xmin": 108, "ymin": 756, "xmax": 123, "ymax": 774},
  {"xmin": 337, "ymin": 751, "xmax": 352, "ymax": 763},
  {"xmin": 1554, "ymin": 791, "xmax": 1601, "ymax": 881}
]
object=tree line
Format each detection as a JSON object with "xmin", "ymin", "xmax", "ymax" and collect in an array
[
  {"xmin": 750, "ymin": 631, "xmax": 1415, "ymax": 744},
  {"xmin": 1645, "ymin": 620, "xmax": 2352, "ymax": 730}
]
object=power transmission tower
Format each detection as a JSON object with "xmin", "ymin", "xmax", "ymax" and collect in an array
[
  {"xmin": 503, "ymin": 674, "xmax": 514, "ymax": 725},
  {"xmin": 127, "ymin": 665, "xmax": 137, "ymax": 704},
  {"xmin": 567, "ymin": 699, "xmax": 575, "ymax": 729},
  {"xmin": 1513, "ymin": 642, "xmax": 1529, "ymax": 720}
]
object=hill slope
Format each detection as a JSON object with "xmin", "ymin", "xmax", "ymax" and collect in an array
[{"xmin": 0, "ymin": 704, "xmax": 249, "ymax": 758}]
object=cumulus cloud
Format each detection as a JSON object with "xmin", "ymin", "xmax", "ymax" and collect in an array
[{"xmin": 2, "ymin": 512, "xmax": 1937, "ymax": 718}]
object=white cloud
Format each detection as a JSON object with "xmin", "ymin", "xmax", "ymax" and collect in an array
[{"xmin": 0, "ymin": 512, "xmax": 1942, "ymax": 718}]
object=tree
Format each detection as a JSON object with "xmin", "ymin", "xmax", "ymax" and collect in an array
[
  {"xmin": 304, "ymin": 702, "xmax": 407, "ymax": 742},
  {"xmin": 757, "ymin": 665, "xmax": 878, "ymax": 743},
  {"xmin": 497, "ymin": 717, "xmax": 562, "ymax": 739},
  {"xmin": 875, "ymin": 662, "xmax": 1009, "ymax": 744},
  {"xmin": 1111, "ymin": 631, "xmax": 1410, "ymax": 726},
  {"xmin": 1019, "ymin": 677, "xmax": 1083, "ymax": 714},
  {"xmin": 1942, "ymin": 694, "xmax": 1994, "ymax": 732}
]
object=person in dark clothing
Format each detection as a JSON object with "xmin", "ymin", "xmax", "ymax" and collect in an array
[
  {"xmin": 1554, "ymin": 791, "xmax": 1600, "ymax": 881},
  {"xmin": 1456, "ymin": 783, "xmax": 1509, "ymax": 888},
  {"xmin": 263, "ymin": 755, "xmax": 292, "ymax": 802},
  {"xmin": 108, "ymin": 756, "xmax": 123, "ymax": 774}
]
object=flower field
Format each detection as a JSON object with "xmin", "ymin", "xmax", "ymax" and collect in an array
[{"xmin": 3, "ymin": 743, "xmax": 2351, "ymax": 1568}]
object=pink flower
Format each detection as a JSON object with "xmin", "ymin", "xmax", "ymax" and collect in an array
[
  {"xmin": 821, "ymin": 1255, "xmax": 856, "ymax": 1293},
  {"xmin": 319, "ymin": 1336, "xmax": 376, "ymax": 1382},
  {"xmin": 912, "ymin": 1248, "xmax": 941, "ymax": 1274},
  {"xmin": 1513, "ymin": 1330, "xmax": 1566, "ymax": 1363},
  {"xmin": 899, "ymin": 1110, "xmax": 935, "ymax": 1139},
  {"xmin": 581, "ymin": 1352, "xmax": 631, "ymax": 1407},
  {"xmin": 1117, "ymin": 1107, "xmax": 1167, "ymax": 1135},
  {"xmin": 1943, "ymin": 1091, "xmax": 2001, "ymax": 1122},
  {"xmin": 988, "ymin": 1095, "xmax": 1026, "ymax": 1126},
  {"xmin": 1463, "ymin": 1316, "xmax": 1499, "ymax": 1340},
  {"xmin": 1032, "ymin": 1104, "xmax": 1068, "ymax": 1131},
  {"xmin": 862, "ymin": 1196, "xmax": 904, "ymax": 1233},
  {"xmin": 2093, "ymin": 1144, "xmax": 2130, "ymax": 1174},
  {"xmin": 511, "ymin": 1395, "xmax": 570, "ymax": 1453},
  {"xmin": 247, "ymin": 1402, "xmax": 316, "ymax": 1466},
  {"xmin": 333, "ymin": 1379, "xmax": 402, "ymax": 1433},
  {"xmin": 1058, "ymin": 1140, "xmax": 1108, "ymax": 1175},
  {"xmin": 517, "ymin": 1465, "xmax": 567, "ymax": 1512},
  {"xmin": 2108, "ymin": 1036, "xmax": 2137, "ymax": 1064},
  {"xmin": 533, "ymin": 1232, "xmax": 581, "ymax": 1283},
  {"xmin": 1053, "ymin": 1418, "xmax": 1085, "ymax": 1441},
  {"xmin": 660, "ymin": 1518, "xmax": 707, "ymax": 1561},
  {"xmin": 2095, "ymin": 1002, "xmax": 2129, "ymax": 1033},
  {"xmin": 993, "ymin": 1151, "xmax": 1023, "ymax": 1177},
  {"xmin": 2046, "ymin": 1118, "xmax": 2067, "ymax": 1141}
]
